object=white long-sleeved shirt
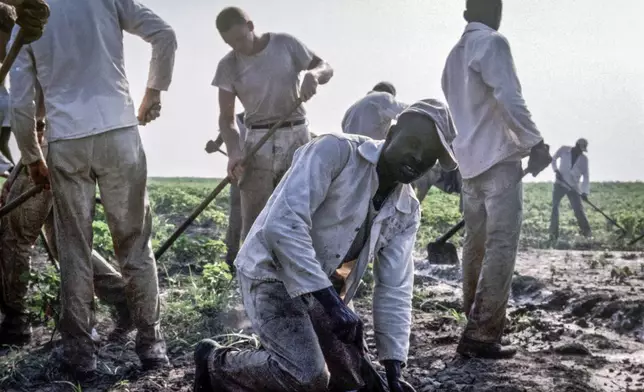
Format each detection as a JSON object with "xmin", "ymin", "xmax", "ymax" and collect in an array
[
  {"xmin": 442, "ymin": 22, "xmax": 543, "ymax": 179},
  {"xmin": 551, "ymin": 146, "xmax": 589, "ymax": 195},
  {"xmin": 10, "ymin": 0, "xmax": 177, "ymax": 165},
  {"xmin": 236, "ymin": 133, "xmax": 420, "ymax": 363},
  {"xmin": 341, "ymin": 91, "xmax": 408, "ymax": 140}
]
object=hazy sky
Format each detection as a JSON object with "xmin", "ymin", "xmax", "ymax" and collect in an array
[{"xmin": 62, "ymin": 0, "xmax": 643, "ymax": 181}]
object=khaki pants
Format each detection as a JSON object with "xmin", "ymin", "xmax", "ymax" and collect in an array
[
  {"xmin": 47, "ymin": 127, "xmax": 165, "ymax": 370},
  {"xmin": 238, "ymin": 125, "xmax": 310, "ymax": 240},
  {"xmin": 0, "ymin": 168, "xmax": 128, "ymax": 335},
  {"xmin": 549, "ymin": 183, "xmax": 591, "ymax": 239},
  {"xmin": 207, "ymin": 274, "xmax": 363, "ymax": 392},
  {"xmin": 461, "ymin": 161, "xmax": 523, "ymax": 344}
]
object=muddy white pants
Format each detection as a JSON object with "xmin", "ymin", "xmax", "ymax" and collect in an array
[
  {"xmin": 47, "ymin": 126, "xmax": 165, "ymax": 370},
  {"xmin": 461, "ymin": 161, "xmax": 523, "ymax": 344},
  {"xmin": 207, "ymin": 273, "xmax": 363, "ymax": 392},
  {"xmin": 0, "ymin": 168, "xmax": 128, "ymax": 335},
  {"xmin": 238, "ymin": 125, "xmax": 310, "ymax": 240}
]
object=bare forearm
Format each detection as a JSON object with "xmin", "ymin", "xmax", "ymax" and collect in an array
[{"xmin": 218, "ymin": 117, "xmax": 241, "ymax": 156}]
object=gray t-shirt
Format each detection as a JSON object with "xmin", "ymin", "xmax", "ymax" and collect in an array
[
  {"xmin": 212, "ymin": 32, "xmax": 316, "ymax": 127},
  {"xmin": 341, "ymin": 91, "xmax": 408, "ymax": 140}
]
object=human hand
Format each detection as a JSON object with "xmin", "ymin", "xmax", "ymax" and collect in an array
[
  {"xmin": 205, "ymin": 136, "xmax": 225, "ymax": 154},
  {"xmin": 384, "ymin": 360, "xmax": 416, "ymax": 392},
  {"xmin": 138, "ymin": 88, "xmax": 162, "ymax": 126},
  {"xmin": 227, "ymin": 152, "xmax": 244, "ymax": 183},
  {"xmin": 28, "ymin": 159, "xmax": 50, "ymax": 189},
  {"xmin": 15, "ymin": 0, "xmax": 50, "ymax": 44},
  {"xmin": 527, "ymin": 141, "xmax": 552, "ymax": 177},
  {"xmin": 311, "ymin": 287, "xmax": 364, "ymax": 347}
]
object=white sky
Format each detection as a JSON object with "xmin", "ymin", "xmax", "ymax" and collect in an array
[{"xmin": 93, "ymin": 0, "xmax": 644, "ymax": 181}]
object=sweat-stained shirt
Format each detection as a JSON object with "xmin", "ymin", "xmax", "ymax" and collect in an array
[
  {"xmin": 442, "ymin": 22, "xmax": 543, "ymax": 180},
  {"xmin": 212, "ymin": 32, "xmax": 316, "ymax": 127},
  {"xmin": 10, "ymin": 0, "xmax": 177, "ymax": 165},
  {"xmin": 341, "ymin": 91, "xmax": 408, "ymax": 140},
  {"xmin": 235, "ymin": 133, "xmax": 420, "ymax": 363}
]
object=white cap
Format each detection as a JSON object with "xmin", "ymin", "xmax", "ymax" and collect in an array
[{"xmin": 398, "ymin": 99, "xmax": 458, "ymax": 171}]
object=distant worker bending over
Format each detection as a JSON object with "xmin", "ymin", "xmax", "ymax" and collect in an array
[
  {"xmin": 342, "ymin": 82, "xmax": 460, "ymax": 202},
  {"xmin": 342, "ymin": 81, "xmax": 408, "ymax": 140},
  {"xmin": 550, "ymin": 138, "xmax": 591, "ymax": 240}
]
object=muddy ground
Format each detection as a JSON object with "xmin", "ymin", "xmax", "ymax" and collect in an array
[{"xmin": 1, "ymin": 249, "xmax": 644, "ymax": 391}]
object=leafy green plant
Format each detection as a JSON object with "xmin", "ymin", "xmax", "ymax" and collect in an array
[{"xmin": 24, "ymin": 265, "xmax": 60, "ymax": 326}]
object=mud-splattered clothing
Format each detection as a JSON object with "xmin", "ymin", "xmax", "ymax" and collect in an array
[
  {"xmin": 44, "ymin": 126, "xmax": 165, "ymax": 370},
  {"xmin": 207, "ymin": 277, "xmax": 365, "ymax": 392},
  {"xmin": 211, "ymin": 134, "xmax": 420, "ymax": 391},
  {"xmin": 10, "ymin": 0, "xmax": 177, "ymax": 165},
  {"xmin": 236, "ymin": 133, "xmax": 419, "ymax": 361},
  {"xmin": 9, "ymin": 0, "xmax": 175, "ymax": 370},
  {"xmin": 461, "ymin": 161, "xmax": 523, "ymax": 343},
  {"xmin": 237, "ymin": 124, "xmax": 311, "ymax": 240},
  {"xmin": 0, "ymin": 166, "xmax": 129, "ymax": 336}
]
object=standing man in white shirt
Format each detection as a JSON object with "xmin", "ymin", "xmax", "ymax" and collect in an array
[
  {"xmin": 212, "ymin": 7, "xmax": 333, "ymax": 243},
  {"xmin": 341, "ymin": 81, "xmax": 407, "ymax": 140},
  {"xmin": 442, "ymin": 0, "xmax": 552, "ymax": 359},
  {"xmin": 10, "ymin": 0, "xmax": 177, "ymax": 380},
  {"xmin": 550, "ymin": 138, "xmax": 591, "ymax": 240}
]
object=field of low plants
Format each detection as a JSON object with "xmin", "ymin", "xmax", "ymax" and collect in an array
[{"xmin": 2, "ymin": 178, "xmax": 644, "ymax": 391}]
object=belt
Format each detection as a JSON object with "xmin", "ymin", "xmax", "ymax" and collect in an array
[{"xmin": 248, "ymin": 119, "xmax": 306, "ymax": 130}]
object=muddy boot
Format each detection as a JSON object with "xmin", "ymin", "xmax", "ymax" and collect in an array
[
  {"xmin": 140, "ymin": 344, "xmax": 170, "ymax": 371},
  {"xmin": 0, "ymin": 314, "xmax": 32, "ymax": 347},
  {"xmin": 107, "ymin": 302, "xmax": 135, "ymax": 342},
  {"xmin": 194, "ymin": 339, "xmax": 235, "ymax": 392},
  {"xmin": 456, "ymin": 336, "xmax": 517, "ymax": 359},
  {"xmin": 52, "ymin": 345, "xmax": 97, "ymax": 383}
]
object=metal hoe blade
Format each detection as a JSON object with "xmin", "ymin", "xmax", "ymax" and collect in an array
[{"xmin": 427, "ymin": 241, "xmax": 460, "ymax": 265}]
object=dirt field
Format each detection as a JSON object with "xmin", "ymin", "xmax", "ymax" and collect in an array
[{"xmin": 2, "ymin": 248, "xmax": 643, "ymax": 392}]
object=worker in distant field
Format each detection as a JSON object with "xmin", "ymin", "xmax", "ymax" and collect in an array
[
  {"xmin": 212, "ymin": 7, "xmax": 334, "ymax": 243},
  {"xmin": 549, "ymin": 138, "xmax": 591, "ymax": 240},
  {"xmin": 10, "ymin": 0, "xmax": 177, "ymax": 380},
  {"xmin": 0, "ymin": 116, "xmax": 132, "ymax": 347},
  {"xmin": 442, "ymin": 0, "xmax": 552, "ymax": 359},
  {"xmin": 341, "ymin": 81, "xmax": 408, "ymax": 140},
  {"xmin": 194, "ymin": 99, "xmax": 458, "ymax": 392},
  {"xmin": 205, "ymin": 112, "xmax": 246, "ymax": 271}
]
